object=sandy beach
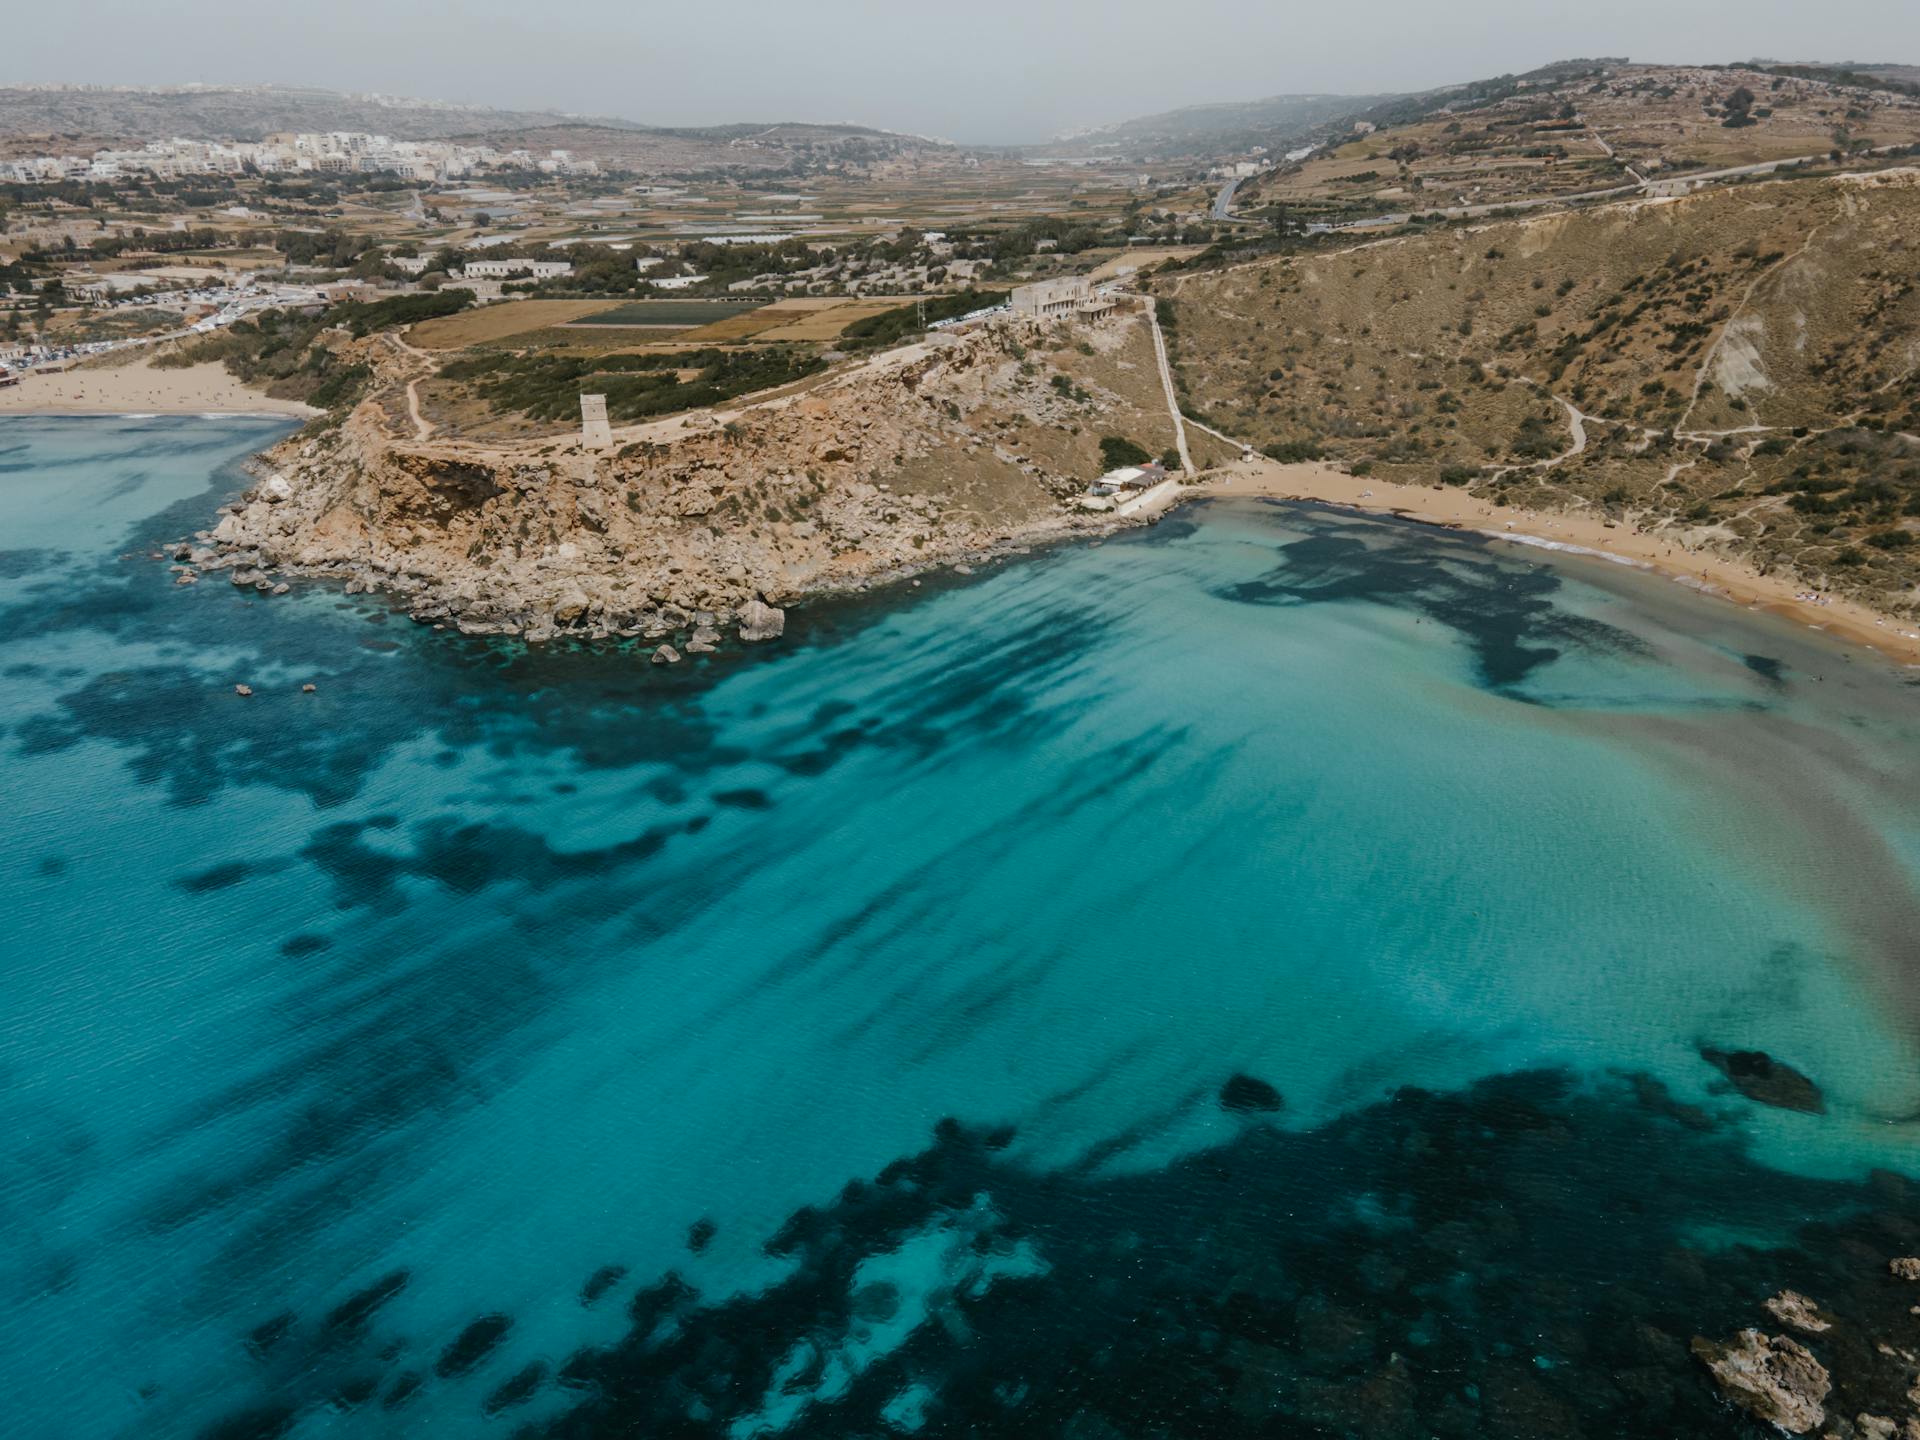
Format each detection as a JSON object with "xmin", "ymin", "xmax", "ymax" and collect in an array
[
  {"xmin": 1199, "ymin": 457, "xmax": 1920, "ymax": 667},
  {"xmin": 0, "ymin": 360, "xmax": 318, "ymax": 419}
]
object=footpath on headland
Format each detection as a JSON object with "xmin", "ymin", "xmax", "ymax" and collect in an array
[{"xmin": 1185, "ymin": 457, "xmax": 1920, "ymax": 666}]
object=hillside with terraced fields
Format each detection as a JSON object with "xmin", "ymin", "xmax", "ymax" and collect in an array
[{"xmin": 1239, "ymin": 60, "xmax": 1920, "ymax": 227}]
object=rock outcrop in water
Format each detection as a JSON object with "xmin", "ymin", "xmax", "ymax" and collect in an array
[
  {"xmin": 1690, "ymin": 1329, "xmax": 1831, "ymax": 1433},
  {"xmin": 1763, "ymin": 1290, "xmax": 1833, "ymax": 1334},
  {"xmin": 736, "ymin": 598, "xmax": 785, "ymax": 643},
  {"xmin": 197, "ymin": 316, "xmax": 1187, "ymax": 647}
]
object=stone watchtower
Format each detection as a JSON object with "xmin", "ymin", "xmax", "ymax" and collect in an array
[{"xmin": 579, "ymin": 393, "xmax": 613, "ymax": 450}]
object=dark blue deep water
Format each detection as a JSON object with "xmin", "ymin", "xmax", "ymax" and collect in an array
[{"xmin": 4, "ymin": 417, "xmax": 1920, "ymax": 1438}]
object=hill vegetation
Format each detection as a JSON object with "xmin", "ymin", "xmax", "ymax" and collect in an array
[{"xmin": 1157, "ymin": 171, "xmax": 1920, "ymax": 615}]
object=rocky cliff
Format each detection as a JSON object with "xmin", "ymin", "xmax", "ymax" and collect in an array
[{"xmin": 189, "ymin": 313, "xmax": 1183, "ymax": 647}]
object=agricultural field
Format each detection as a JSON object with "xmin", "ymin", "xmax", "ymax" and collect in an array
[
  {"xmin": 564, "ymin": 300, "xmax": 759, "ymax": 328},
  {"xmin": 754, "ymin": 299, "xmax": 910, "ymax": 341},
  {"xmin": 407, "ymin": 299, "xmax": 614, "ymax": 349}
]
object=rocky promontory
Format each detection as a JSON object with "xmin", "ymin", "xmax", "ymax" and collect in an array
[{"xmin": 189, "ymin": 314, "xmax": 1188, "ymax": 649}]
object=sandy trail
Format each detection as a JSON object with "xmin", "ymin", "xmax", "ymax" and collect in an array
[
  {"xmin": 1196, "ymin": 457, "xmax": 1920, "ymax": 666},
  {"xmin": 1141, "ymin": 295, "xmax": 1194, "ymax": 474}
]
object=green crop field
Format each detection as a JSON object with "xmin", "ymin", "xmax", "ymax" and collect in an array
[{"xmin": 571, "ymin": 300, "xmax": 761, "ymax": 328}]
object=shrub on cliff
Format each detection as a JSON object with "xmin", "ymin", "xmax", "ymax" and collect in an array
[{"xmin": 1261, "ymin": 439, "xmax": 1324, "ymax": 463}]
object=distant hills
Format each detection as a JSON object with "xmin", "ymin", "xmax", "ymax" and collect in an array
[
  {"xmin": 0, "ymin": 84, "xmax": 643, "ymax": 143},
  {"xmin": 0, "ymin": 84, "xmax": 943, "ymax": 172},
  {"xmin": 1060, "ymin": 93, "xmax": 1388, "ymax": 155},
  {"xmin": 0, "ymin": 83, "xmax": 914, "ymax": 149},
  {"xmin": 1061, "ymin": 56, "xmax": 1920, "ymax": 161}
]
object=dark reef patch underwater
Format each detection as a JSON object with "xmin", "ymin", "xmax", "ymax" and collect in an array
[
  {"xmin": 4, "ymin": 419, "xmax": 1920, "ymax": 1439},
  {"xmin": 207, "ymin": 1071, "xmax": 1920, "ymax": 1440}
]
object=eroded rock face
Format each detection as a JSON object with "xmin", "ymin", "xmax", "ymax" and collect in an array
[
  {"xmin": 1690, "ymin": 1329, "xmax": 1830, "ymax": 1434},
  {"xmin": 737, "ymin": 599, "xmax": 785, "ymax": 644}
]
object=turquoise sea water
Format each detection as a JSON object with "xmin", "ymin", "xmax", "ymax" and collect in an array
[{"xmin": 3, "ymin": 416, "xmax": 1919, "ymax": 1439}]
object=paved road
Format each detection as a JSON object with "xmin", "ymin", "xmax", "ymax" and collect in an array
[{"xmin": 1212, "ymin": 177, "xmax": 1242, "ymax": 220}]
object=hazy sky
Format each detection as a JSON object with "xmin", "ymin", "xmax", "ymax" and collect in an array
[{"xmin": 7, "ymin": 0, "xmax": 1919, "ymax": 143}]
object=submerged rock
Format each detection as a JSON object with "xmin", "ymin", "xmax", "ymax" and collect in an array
[
  {"xmin": 738, "ymin": 598, "xmax": 786, "ymax": 643},
  {"xmin": 1690, "ymin": 1330, "xmax": 1829, "ymax": 1434},
  {"xmin": 244, "ymin": 1310, "xmax": 295, "ymax": 1359},
  {"xmin": 1700, "ymin": 1047, "xmax": 1826, "ymax": 1114},
  {"xmin": 651, "ymin": 644, "xmax": 681, "ymax": 666},
  {"xmin": 322, "ymin": 1269, "xmax": 409, "ymax": 1337},
  {"xmin": 434, "ymin": 1313, "xmax": 511, "ymax": 1378},
  {"xmin": 580, "ymin": 1265, "xmax": 627, "ymax": 1307},
  {"xmin": 381, "ymin": 1371, "xmax": 423, "ymax": 1411},
  {"xmin": 482, "ymin": 1361, "xmax": 546, "ymax": 1415},
  {"xmin": 1219, "ymin": 1074, "xmax": 1283, "ymax": 1113}
]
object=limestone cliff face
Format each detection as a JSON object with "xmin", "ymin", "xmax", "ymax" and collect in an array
[{"xmin": 206, "ymin": 323, "xmax": 1156, "ymax": 642}]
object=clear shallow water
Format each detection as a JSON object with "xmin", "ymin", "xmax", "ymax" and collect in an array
[{"xmin": 3, "ymin": 417, "xmax": 1919, "ymax": 1439}]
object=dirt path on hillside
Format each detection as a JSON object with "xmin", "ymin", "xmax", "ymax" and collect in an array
[
  {"xmin": 382, "ymin": 334, "xmax": 438, "ymax": 442},
  {"xmin": 1677, "ymin": 220, "xmax": 1829, "ymax": 437},
  {"xmin": 1135, "ymin": 293, "xmax": 1194, "ymax": 473}
]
